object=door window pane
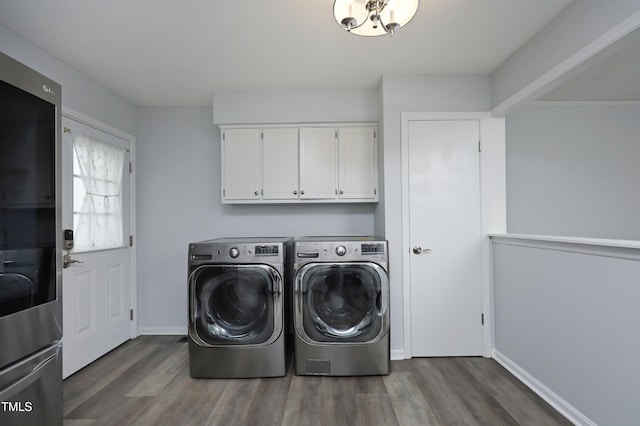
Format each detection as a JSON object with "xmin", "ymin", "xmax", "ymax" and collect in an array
[{"xmin": 71, "ymin": 132, "xmax": 125, "ymax": 251}]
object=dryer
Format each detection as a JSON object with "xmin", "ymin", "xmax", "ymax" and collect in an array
[
  {"xmin": 188, "ymin": 237, "xmax": 292, "ymax": 378},
  {"xmin": 293, "ymin": 236, "xmax": 389, "ymax": 376}
]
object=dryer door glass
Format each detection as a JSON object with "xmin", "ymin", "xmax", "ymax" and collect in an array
[
  {"xmin": 191, "ymin": 265, "xmax": 280, "ymax": 345},
  {"xmin": 301, "ymin": 263, "xmax": 386, "ymax": 343}
]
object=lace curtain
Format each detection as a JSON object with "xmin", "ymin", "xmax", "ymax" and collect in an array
[{"xmin": 71, "ymin": 132, "xmax": 126, "ymax": 251}]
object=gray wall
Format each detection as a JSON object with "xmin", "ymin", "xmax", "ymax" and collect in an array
[
  {"xmin": 136, "ymin": 97, "xmax": 378, "ymax": 333},
  {"xmin": 492, "ymin": 237, "xmax": 640, "ymax": 425},
  {"xmin": 0, "ymin": 23, "xmax": 137, "ymax": 136},
  {"xmin": 506, "ymin": 104, "xmax": 640, "ymax": 240},
  {"xmin": 213, "ymin": 89, "xmax": 378, "ymax": 124},
  {"xmin": 378, "ymin": 75, "xmax": 492, "ymax": 353}
]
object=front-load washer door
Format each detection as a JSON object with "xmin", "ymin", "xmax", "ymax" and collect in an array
[
  {"xmin": 296, "ymin": 263, "xmax": 389, "ymax": 343},
  {"xmin": 189, "ymin": 264, "xmax": 283, "ymax": 346}
]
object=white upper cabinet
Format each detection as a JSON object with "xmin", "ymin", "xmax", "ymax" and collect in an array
[
  {"xmin": 262, "ymin": 128, "xmax": 299, "ymax": 200},
  {"xmin": 299, "ymin": 127, "xmax": 337, "ymax": 200},
  {"xmin": 222, "ymin": 128, "xmax": 261, "ymax": 200},
  {"xmin": 338, "ymin": 127, "xmax": 377, "ymax": 199},
  {"xmin": 220, "ymin": 124, "xmax": 378, "ymax": 204}
]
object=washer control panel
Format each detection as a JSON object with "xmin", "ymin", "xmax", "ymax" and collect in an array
[{"xmin": 295, "ymin": 239, "xmax": 387, "ymax": 262}]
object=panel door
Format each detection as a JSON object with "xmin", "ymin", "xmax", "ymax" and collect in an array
[
  {"xmin": 61, "ymin": 115, "xmax": 132, "ymax": 378},
  {"xmin": 408, "ymin": 119, "xmax": 483, "ymax": 357},
  {"xmin": 299, "ymin": 127, "xmax": 337, "ymax": 200},
  {"xmin": 262, "ymin": 128, "xmax": 299, "ymax": 200},
  {"xmin": 222, "ymin": 128, "xmax": 261, "ymax": 200},
  {"xmin": 338, "ymin": 127, "xmax": 377, "ymax": 199}
]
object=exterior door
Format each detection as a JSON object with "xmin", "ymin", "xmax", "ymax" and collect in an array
[
  {"xmin": 408, "ymin": 120, "xmax": 483, "ymax": 357},
  {"xmin": 61, "ymin": 115, "xmax": 132, "ymax": 378}
]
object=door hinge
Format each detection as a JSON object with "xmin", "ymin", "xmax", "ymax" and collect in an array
[
  {"xmin": 129, "ymin": 235, "xmax": 134, "ymax": 247},
  {"xmin": 129, "ymin": 161, "xmax": 133, "ymax": 173},
  {"xmin": 223, "ymin": 189, "xmax": 226, "ymax": 197},
  {"xmin": 374, "ymin": 130, "xmax": 377, "ymax": 138},
  {"xmin": 130, "ymin": 309, "xmax": 134, "ymax": 321},
  {"xmin": 481, "ymin": 313, "xmax": 485, "ymax": 325},
  {"xmin": 478, "ymin": 140, "xmax": 482, "ymax": 152},
  {"xmin": 222, "ymin": 132, "xmax": 225, "ymax": 141}
]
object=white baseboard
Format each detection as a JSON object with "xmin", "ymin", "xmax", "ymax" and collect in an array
[
  {"xmin": 390, "ymin": 348, "xmax": 405, "ymax": 361},
  {"xmin": 137, "ymin": 326, "xmax": 187, "ymax": 336},
  {"xmin": 493, "ymin": 350, "xmax": 595, "ymax": 426}
]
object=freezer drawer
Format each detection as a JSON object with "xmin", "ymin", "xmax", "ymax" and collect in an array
[{"xmin": 0, "ymin": 343, "xmax": 62, "ymax": 426}]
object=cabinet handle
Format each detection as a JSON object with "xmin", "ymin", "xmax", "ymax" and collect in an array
[
  {"xmin": 301, "ymin": 190, "xmax": 305, "ymax": 195},
  {"xmin": 293, "ymin": 190, "xmax": 298, "ymax": 195},
  {"xmin": 339, "ymin": 190, "xmax": 344, "ymax": 195},
  {"xmin": 254, "ymin": 191, "xmax": 259, "ymax": 196}
]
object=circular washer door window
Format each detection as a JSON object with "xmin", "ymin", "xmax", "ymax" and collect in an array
[
  {"xmin": 192, "ymin": 266, "xmax": 277, "ymax": 345},
  {"xmin": 302, "ymin": 264, "xmax": 385, "ymax": 343}
]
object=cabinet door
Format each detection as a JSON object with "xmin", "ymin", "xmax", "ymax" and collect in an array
[
  {"xmin": 222, "ymin": 128, "xmax": 261, "ymax": 200},
  {"xmin": 338, "ymin": 127, "xmax": 377, "ymax": 199},
  {"xmin": 262, "ymin": 128, "xmax": 299, "ymax": 200},
  {"xmin": 299, "ymin": 128, "xmax": 337, "ymax": 200}
]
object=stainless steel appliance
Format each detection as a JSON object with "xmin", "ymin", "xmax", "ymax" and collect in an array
[
  {"xmin": 188, "ymin": 237, "xmax": 292, "ymax": 378},
  {"xmin": 293, "ymin": 236, "xmax": 389, "ymax": 376},
  {"xmin": 0, "ymin": 51, "xmax": 62, "ymax": 425}
]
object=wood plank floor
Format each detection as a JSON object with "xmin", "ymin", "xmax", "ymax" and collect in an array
[{"xmin": 63, "ymin": 336, "xmax": 571, "ymax": 426}]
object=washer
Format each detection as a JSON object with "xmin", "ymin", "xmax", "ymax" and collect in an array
[
  {"xmin": 188, "ymin": 237, "xmax": 292, "ymax": 378},
  {"xmin": 293, "ymin": 236, "xmax": 390, "ymax": 376}
]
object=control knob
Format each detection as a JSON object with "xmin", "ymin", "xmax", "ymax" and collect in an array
[
  {"xmin": 229, "ymin": 247, "xmax": 240, "ymax": 258},
  {"xmin": 335, "ymin": 245, "xmax": 347, "ymax": 256}
]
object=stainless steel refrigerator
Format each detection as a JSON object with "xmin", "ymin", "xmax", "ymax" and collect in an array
[{"xmin": 0, "ymin": 51, "xmax": 62, "ymax": 426}]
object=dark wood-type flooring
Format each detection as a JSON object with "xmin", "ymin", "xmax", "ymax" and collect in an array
[{"xmin": 63, "ymin": 335, "xmax": 571, "ymax": 425}]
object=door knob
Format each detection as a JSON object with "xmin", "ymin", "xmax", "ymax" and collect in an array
[
  {"xmin": 63, "ymin": 253, "xmax": 84, "ymax": 268},
  {"xmin": 412, "ymin": 246, "xmax": 432, "ymax": 255}
]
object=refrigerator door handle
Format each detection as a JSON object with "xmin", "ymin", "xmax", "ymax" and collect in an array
[{"xmin": 0, "ymin": 346, "xmax": 59, "ymax": 401}]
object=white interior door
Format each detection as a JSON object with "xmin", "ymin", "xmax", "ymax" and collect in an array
[
  {"xmin": 408, "ymin": 120, "xmax": 483, "ymax": 357},
  {"xmin": 61, "ymin": 115, "xmax": 132, "ymax": 378}
]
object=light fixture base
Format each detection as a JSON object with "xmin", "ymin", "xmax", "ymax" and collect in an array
[{"xmin": 333, "ymin": 0, "xmax": 419, "ymax": 37}]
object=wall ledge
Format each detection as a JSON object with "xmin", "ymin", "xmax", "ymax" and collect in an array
[{"xmin": 489, "ymin": 233, "xmax": 640, "ymax": 261}]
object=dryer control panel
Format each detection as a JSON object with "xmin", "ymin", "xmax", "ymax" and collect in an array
[{"xmin": 189, "ymin": 238, "xmax": 291, "ymax": 265}]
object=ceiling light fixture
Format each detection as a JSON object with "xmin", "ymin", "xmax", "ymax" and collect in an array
[{"xmin": 333, "ymin": 0, "xmax": 419, "ymax": 37}]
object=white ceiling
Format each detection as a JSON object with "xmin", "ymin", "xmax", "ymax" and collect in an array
[{"xmin": 0, "ymin": 0, "xmax": 573, "ymax": 107}]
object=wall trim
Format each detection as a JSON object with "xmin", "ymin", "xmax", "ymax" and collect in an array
[
  {"xmin": 390, "ymin": 348, "xmax": 405, "ymax": 361},
  {"xmin": 531, "ymin": 100, "xmax": 640, "ymax": 108},
  {"xmin": 493, "ymin": 350, "xmax": 596, "ymax": 426},
  {"xmin": 138, "ymin": 327, "xmax": 188, "ymax": 336},
  {"xmin": 490, "ymin": 234, "xmax": 640, "ymax": 261}
]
